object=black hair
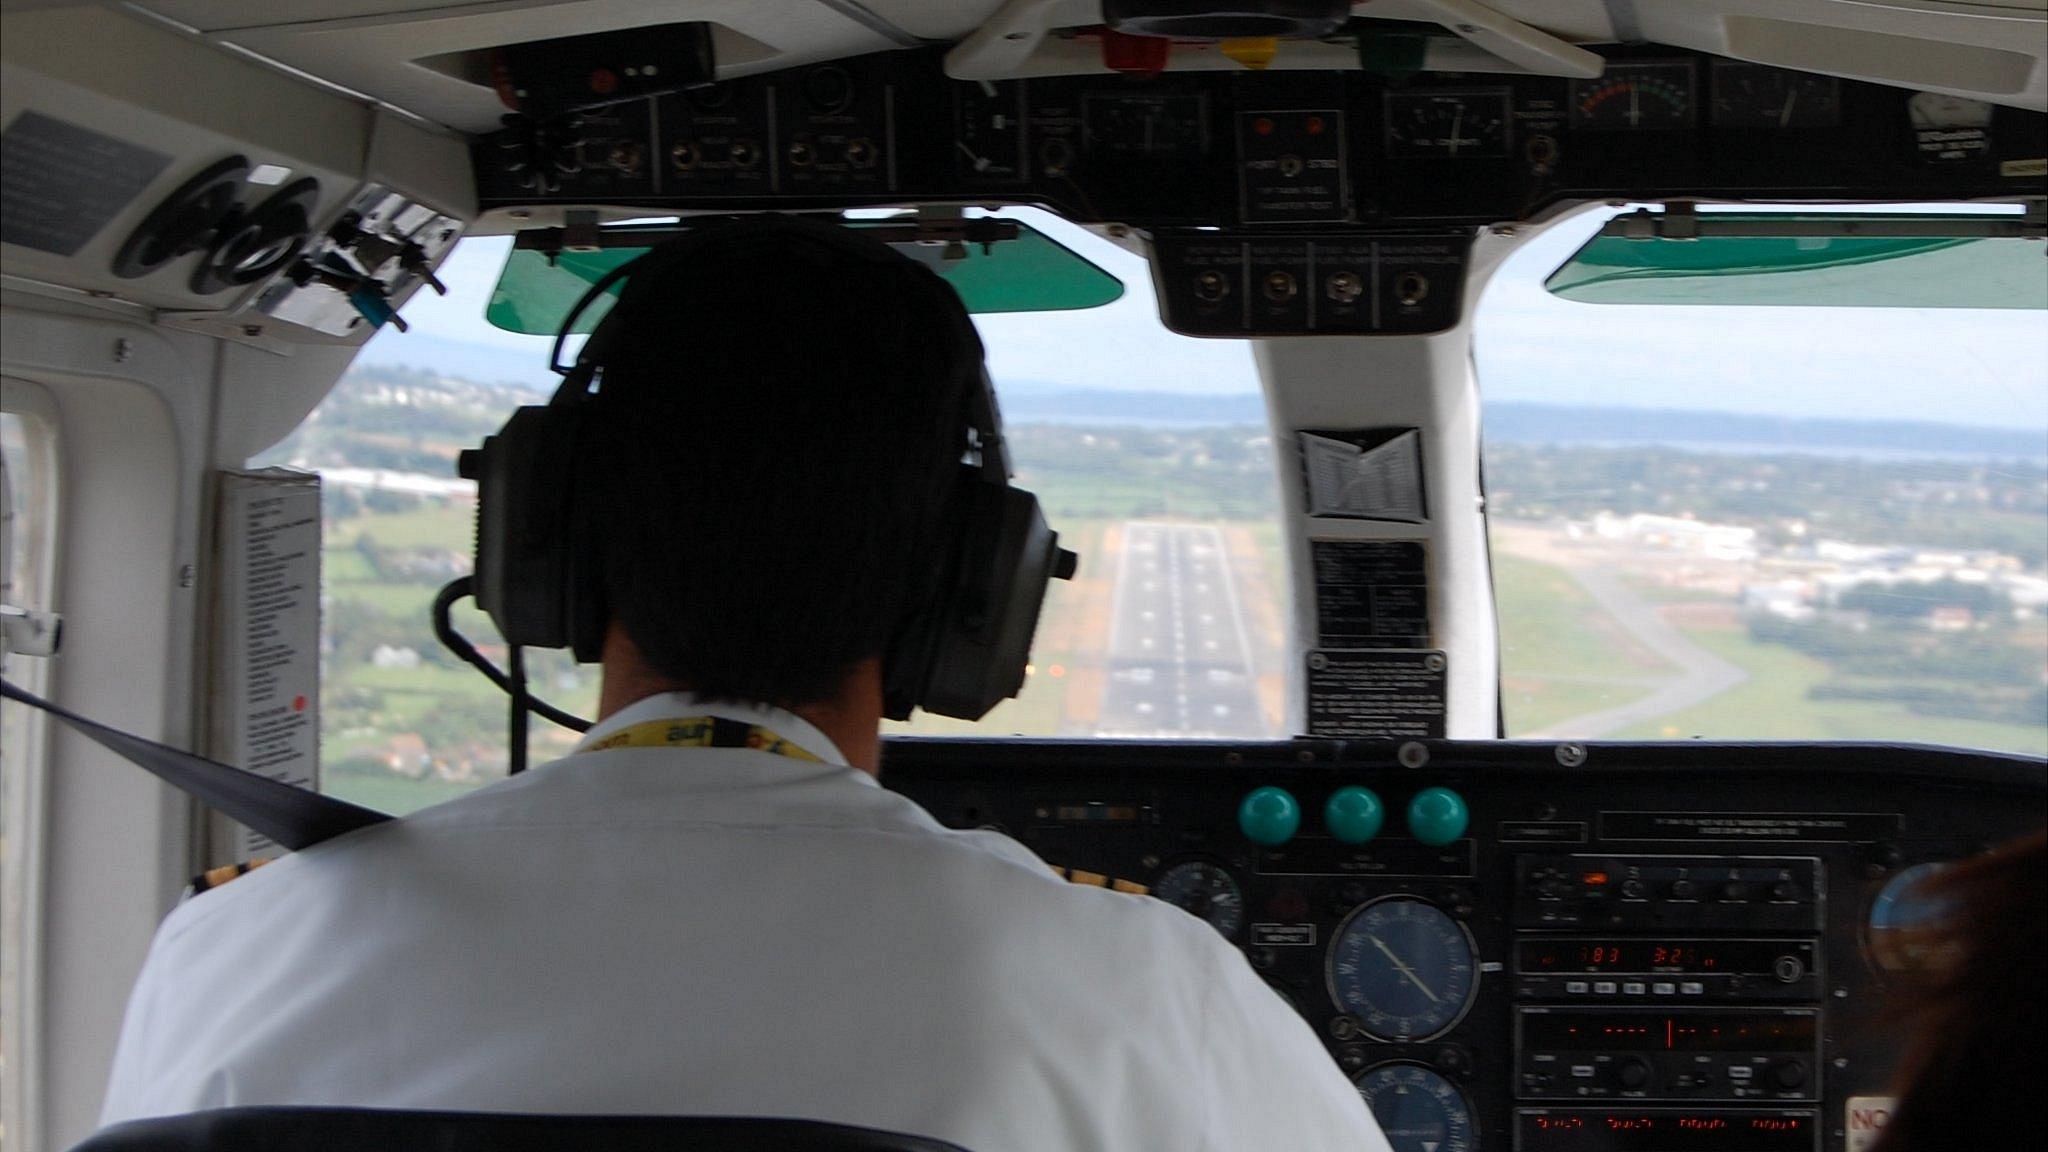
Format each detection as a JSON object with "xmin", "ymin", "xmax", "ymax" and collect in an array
[{"xmin": 581, "ymin": 221, "xmax": 978, "ymax": 706}]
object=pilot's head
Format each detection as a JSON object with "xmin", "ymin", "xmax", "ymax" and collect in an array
[{"xmin": 580, "ymin": 216, "xmax": 983, "ymax": 710}]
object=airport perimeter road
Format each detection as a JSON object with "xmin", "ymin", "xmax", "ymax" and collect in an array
[
  {"xmin": 1097, "ymin": 521, "xmax": 1264, "ymax": 738},
  {"xmin": 1525, "ymin": 563, "xmax": 1749, "ymax": 739}
]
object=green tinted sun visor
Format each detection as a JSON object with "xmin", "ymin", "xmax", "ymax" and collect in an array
[
  {"xmin": 485, "ymin": 216, "xmax": 1125, "ymax": 335},
  {"xmin": 1547, "ymin": 210, "xmax": 2047, "ymax": 309}
]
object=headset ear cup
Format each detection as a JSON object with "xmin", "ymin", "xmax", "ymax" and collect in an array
[
  {"xmin": 915, "ymin": 479, "xmax": 1066, "ymax": 721},
  {"xmin": 466, "ymin": 406, "xmax": 583, "ymax": 648},
  {"xmin": 110, "ymin": 156, "xmax": 249, "ymax": 280}
]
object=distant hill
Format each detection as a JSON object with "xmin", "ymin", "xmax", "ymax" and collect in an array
[
  {"xmin": 1484, "ymin": 403, "xmax": 2046, "ymax": 460},
  {"xmin": 294, "ymin": 363, "xmax": 2043, "ymax": 463}
]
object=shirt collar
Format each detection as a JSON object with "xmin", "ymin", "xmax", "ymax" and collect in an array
[{"xmin": 573, "ymin": 691, "xmax": 864, "ymax": 779}]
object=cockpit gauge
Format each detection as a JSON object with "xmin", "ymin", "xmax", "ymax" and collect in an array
[
  {"xmin": 1867, "ymin": 862, "xmax": 1957, "ymax": 972},
  {"xmin": 953, "ymin": 80, "xmax": 1028, "ymax": 182},
  {"xmin": 1152, "ymin": 860, "xmax": 1245, "ymax": 939},
  {"xmin": 1383, "ymin": 91, "xmax": 1512, "ymax": 159},
  {"xmin": 1570, "ymin": 62, "xmax": 1697, "ymax": 130},
  {"xmin": 1354, "ymin": 1063, "xmax": 1478, "ymax": 1152},
  {"xmin": 1082, "ymin": 92, "xmax": 1211, "ymax": 158},
  {"xmin": 1328, "ymin": 897, "xmax": 1478, "ymax": 1041},
  {"xmin": 1712, "ymin": 62, "xmax": 1843, "ymax": 129}
]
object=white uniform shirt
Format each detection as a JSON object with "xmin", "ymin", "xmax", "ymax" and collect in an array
[{"xmin": 103, "ymin": 693, "xmax": 1389, "ymax": 1152}]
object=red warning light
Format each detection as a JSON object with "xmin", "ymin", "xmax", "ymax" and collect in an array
[
  {"xmin": 1582, "ymin": 871, "xmax": 1610, "ymax": 886},
  {"xmin": 1254, "ymin": 117, "xmax": 1276, "ymax": 136},
  {"xmin": 1305, "ymin": 116, "xmax": 1326, "ymax": 135},
  {"xmin": 292, "ymin": 694, "xmax": 308, "ymax": 713},
  {"xmin": 587, "ymin": 68, "xmax": 619, "ymax": 95}
]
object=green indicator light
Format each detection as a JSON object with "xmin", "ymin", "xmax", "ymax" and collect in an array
[
  {"xmin": 1407, "ymin": 786, "xmax": 1470, "ymax": 846},
  {"xmin": 1324, "ymin": 786, "xmax": 1385, "ymax": 845},
  {"xmin": 1238, "ymin": 786, "xmax": 1302, "ymax": 847}
]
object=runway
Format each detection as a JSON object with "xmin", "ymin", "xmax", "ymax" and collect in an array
[{"xmin": 1096, "ymin": 521, "xmax": 1266, "ymax": 738}]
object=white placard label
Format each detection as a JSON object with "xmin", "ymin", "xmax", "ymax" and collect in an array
[
  {"xmin": 1847, "ymin": 1095, "xmax": 1897, "ymax": 1151},
  {"xmin": 213, "ymin": 468, "xmax": 322, "ymax": 856}
]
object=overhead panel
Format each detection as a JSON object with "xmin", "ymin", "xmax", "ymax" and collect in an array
[{"xmin": 133, "ymin": 1, "xmax": 912, "ymax": 133}]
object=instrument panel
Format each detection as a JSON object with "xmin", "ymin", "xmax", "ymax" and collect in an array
[{"xmin": 882, "ymin": 739, "xmax": 2044, "ymax": 1152}]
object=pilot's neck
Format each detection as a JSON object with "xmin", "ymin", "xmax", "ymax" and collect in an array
[{"xmin": 595, "ymin": 627, "xmax": 883, "ymax": 777}]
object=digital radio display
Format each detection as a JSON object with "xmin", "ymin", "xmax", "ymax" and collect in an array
[
  {"xmin": 1520, "ymin": 1009, "xmax": 1815, "ymax": 1053},
  {"xmin": 1517, "ymin": 1109, "xmax": 1817, "ymax": 1151},
  {"xmin": 1516, "ymin": 938, "xmax": 1810, "ymax": 975}
]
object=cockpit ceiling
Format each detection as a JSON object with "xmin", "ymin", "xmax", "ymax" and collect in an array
[{"xmin": 124, "ymin": 0, "xmax": 2047, "ymax": 134}]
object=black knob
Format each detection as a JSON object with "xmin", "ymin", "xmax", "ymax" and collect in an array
[
  {"xmin": 456, "ymin": 448, "xmax": 480, "ymax": 479},
  {"xmin": 1770, "ymin": 880, "xmax": 1801, "ymax": 901},
  {"xmin": 1719, "ymin": 881, "xmax": 1750, "ymax": 901},
  {"xmin": 1774, "ymin": 955, "xmax": 1806, "ymax": 983},
  {"xmin": 1052, "ymin": 548, "xmax": 1079, "ymax": 581},
  {"xmin": 1669, "ymin": 878, "xmax": 1699, "ymax": 900},
  {"xmin": 1769, "ymin": 1060, "xmax": 1808, "ymax": 1090},
  {"xmin": 1621, "ymin": 879, "xmax": 1647, "ymax": 899},
  {"xmin": 1616, "ymin": 1058, "xmax": 1653, "ymax": 1090}
]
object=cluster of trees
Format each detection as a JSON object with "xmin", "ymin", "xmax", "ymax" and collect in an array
[
  {"xmin": 1009, "ymin": 424, "xmax": 1280, "ymax": 521},
  {"xmin": 1747, "ymin": 612, "xmax": 2046, "ymax": 727}
]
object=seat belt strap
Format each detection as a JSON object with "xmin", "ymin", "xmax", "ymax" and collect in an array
[{"xmin": 0, "ymin": 677, "xmax": 390, "ymax": 851}]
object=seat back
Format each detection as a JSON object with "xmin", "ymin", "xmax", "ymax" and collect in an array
[{"xmin": 70, "ymin": 1108, "xmax": 976, "ymax": 1151}]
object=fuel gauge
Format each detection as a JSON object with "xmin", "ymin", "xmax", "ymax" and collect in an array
[
  {"xmin": 1712, "ymin": 61, "xmax": 1842, "ymax": 129},
  {"xmin": 1383, "ymin": 91, "xmax": 1512, "ymax": 159},
  {"xmin": 953, "ymin": 79, "xmax": 1028, "ymax": 182},
  {"xmin": 1571, "ymin": 61, "xmax": 1697, "ymax": 130}
]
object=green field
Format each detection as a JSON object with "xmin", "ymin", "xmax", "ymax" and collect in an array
[
  {"xmin": 1495, "ymin": 553, "xmax": 1669, "ymax": 734},
  {"xmin": 1496, "ymin": 552, "xmax": 2046, "ymax": 755},
  {"xmin": 1612, "ymin": 623, "xmax": 2048, "ymax": 756}
]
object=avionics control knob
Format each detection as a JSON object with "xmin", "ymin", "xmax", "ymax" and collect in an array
[
  {"xmin": 1238, "ymin": 786, "xmax": 1302, "ymax": 847},
  {"xmin": 1773, "ymin": 954, "xmax": 1806, "ymax": 983},
  {"xmin": 1719, "ymin": 881, "xmax": 1752, "ymax": 901},
  {"xmin": 1615, "ymin": 1058, "xmax": 1653, "ymax": 1091},
  {"xmin": 1668, "ymin": 878, "xmax": 1701, "ymax": 900},
  {"xmin": 1324, "ymin": 786, "xmax": 1385, "ymax": 844},
  {"xmin": 1768, "ymin": 1060, "xmax": 1809, "ymax": 1091}
]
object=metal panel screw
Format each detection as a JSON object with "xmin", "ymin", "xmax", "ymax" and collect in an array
[
  {"xmin": 1308, "ymin": 652, "xmax": 1329, "ymax": 671},
  {"xmin": 1424, "ymin": 653, "xmax": 1447, "ymax": 673},
  {"xmin": 178, "ymin": 564, "xmax": 197, "ymax": 588},
  {"xmin": 1398, "ymin": 741, "xmax": 1429, "ymax": 768},
  {"xmin": 1556, "ymin": 742, "xmax": 1588, "ymax": 767},
  {"xmin": 112, "ymin": 338, "xmax": 133, "ymax": 363}
]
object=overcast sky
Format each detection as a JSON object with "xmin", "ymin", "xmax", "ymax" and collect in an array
[{"xmin": 360, "ymin": 206, "xmax": 2048, "ymax": 431}]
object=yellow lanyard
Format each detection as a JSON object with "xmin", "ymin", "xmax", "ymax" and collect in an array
[{"xmin": 585, "ymin": 715, "xmax": 825, "ymax": 763}]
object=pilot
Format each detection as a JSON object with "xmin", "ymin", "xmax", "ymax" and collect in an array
[{"xmin": 100, "ymin": 218, "xmax": 1391, "ymax": 1151}]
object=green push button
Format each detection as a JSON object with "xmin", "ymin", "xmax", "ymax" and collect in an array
[
  {"xmin": 1324, "ymin": 786, "xmax": 1385, "ymax": 845},
  {"xmin": 1238, "ymin": 786, "xmax": 1302, "ymax": 847},
  {"xmin": 1407, "ymin": 786, "xmax": 1469, "ymax": 846}
]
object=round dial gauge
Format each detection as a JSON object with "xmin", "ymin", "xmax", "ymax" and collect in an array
[
  {"xmin": 1328, "ymin": 897, "xmax": 1478, "ymax": 1041},
  {"xmin": 1711, "ymin": 62, "xmax": 1842, "ymax": 129},
  {"xmin": 1354, "ymin": 1063, "xmax": 1478, "ymax": 1152},
  {"xmin": 1384, "ymin": 92, "xmax": 1512, "ymax": 159},
  {"xmin": 1571, "ymin": 62, "xmax": 1697, "ymax": 130},
  {"xmin": 1868, "ymin": 862, "xmax": 1957, "ymax": 972},
  {"xmin": 1153, "ymin": 861, "xmax": 1245, "ymax": 939}
]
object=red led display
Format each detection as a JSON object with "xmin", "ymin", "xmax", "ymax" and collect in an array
[{"xmin": 1519, "ymin": 1110, "xmax": 1815, "ymax": 1151}]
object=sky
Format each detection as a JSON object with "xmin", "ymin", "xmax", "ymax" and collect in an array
[{"xmin": 357, "ymin": 206, "xmax": 2048, "ymax": 431}]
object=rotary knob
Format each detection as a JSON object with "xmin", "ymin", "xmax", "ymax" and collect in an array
[{"xmin": 1615, "ymin": 1057, "xmax": 1653, "ymax": 1091}]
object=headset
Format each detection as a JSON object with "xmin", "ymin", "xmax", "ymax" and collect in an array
[{"xmin": 448, "ymin": 214, "xmax": 1076, "ymax": 758}]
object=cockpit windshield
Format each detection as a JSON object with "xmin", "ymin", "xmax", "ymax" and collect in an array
[{"xmin": 1481, "ymin": 206, "xmax": 2048, "ymax": 756}]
